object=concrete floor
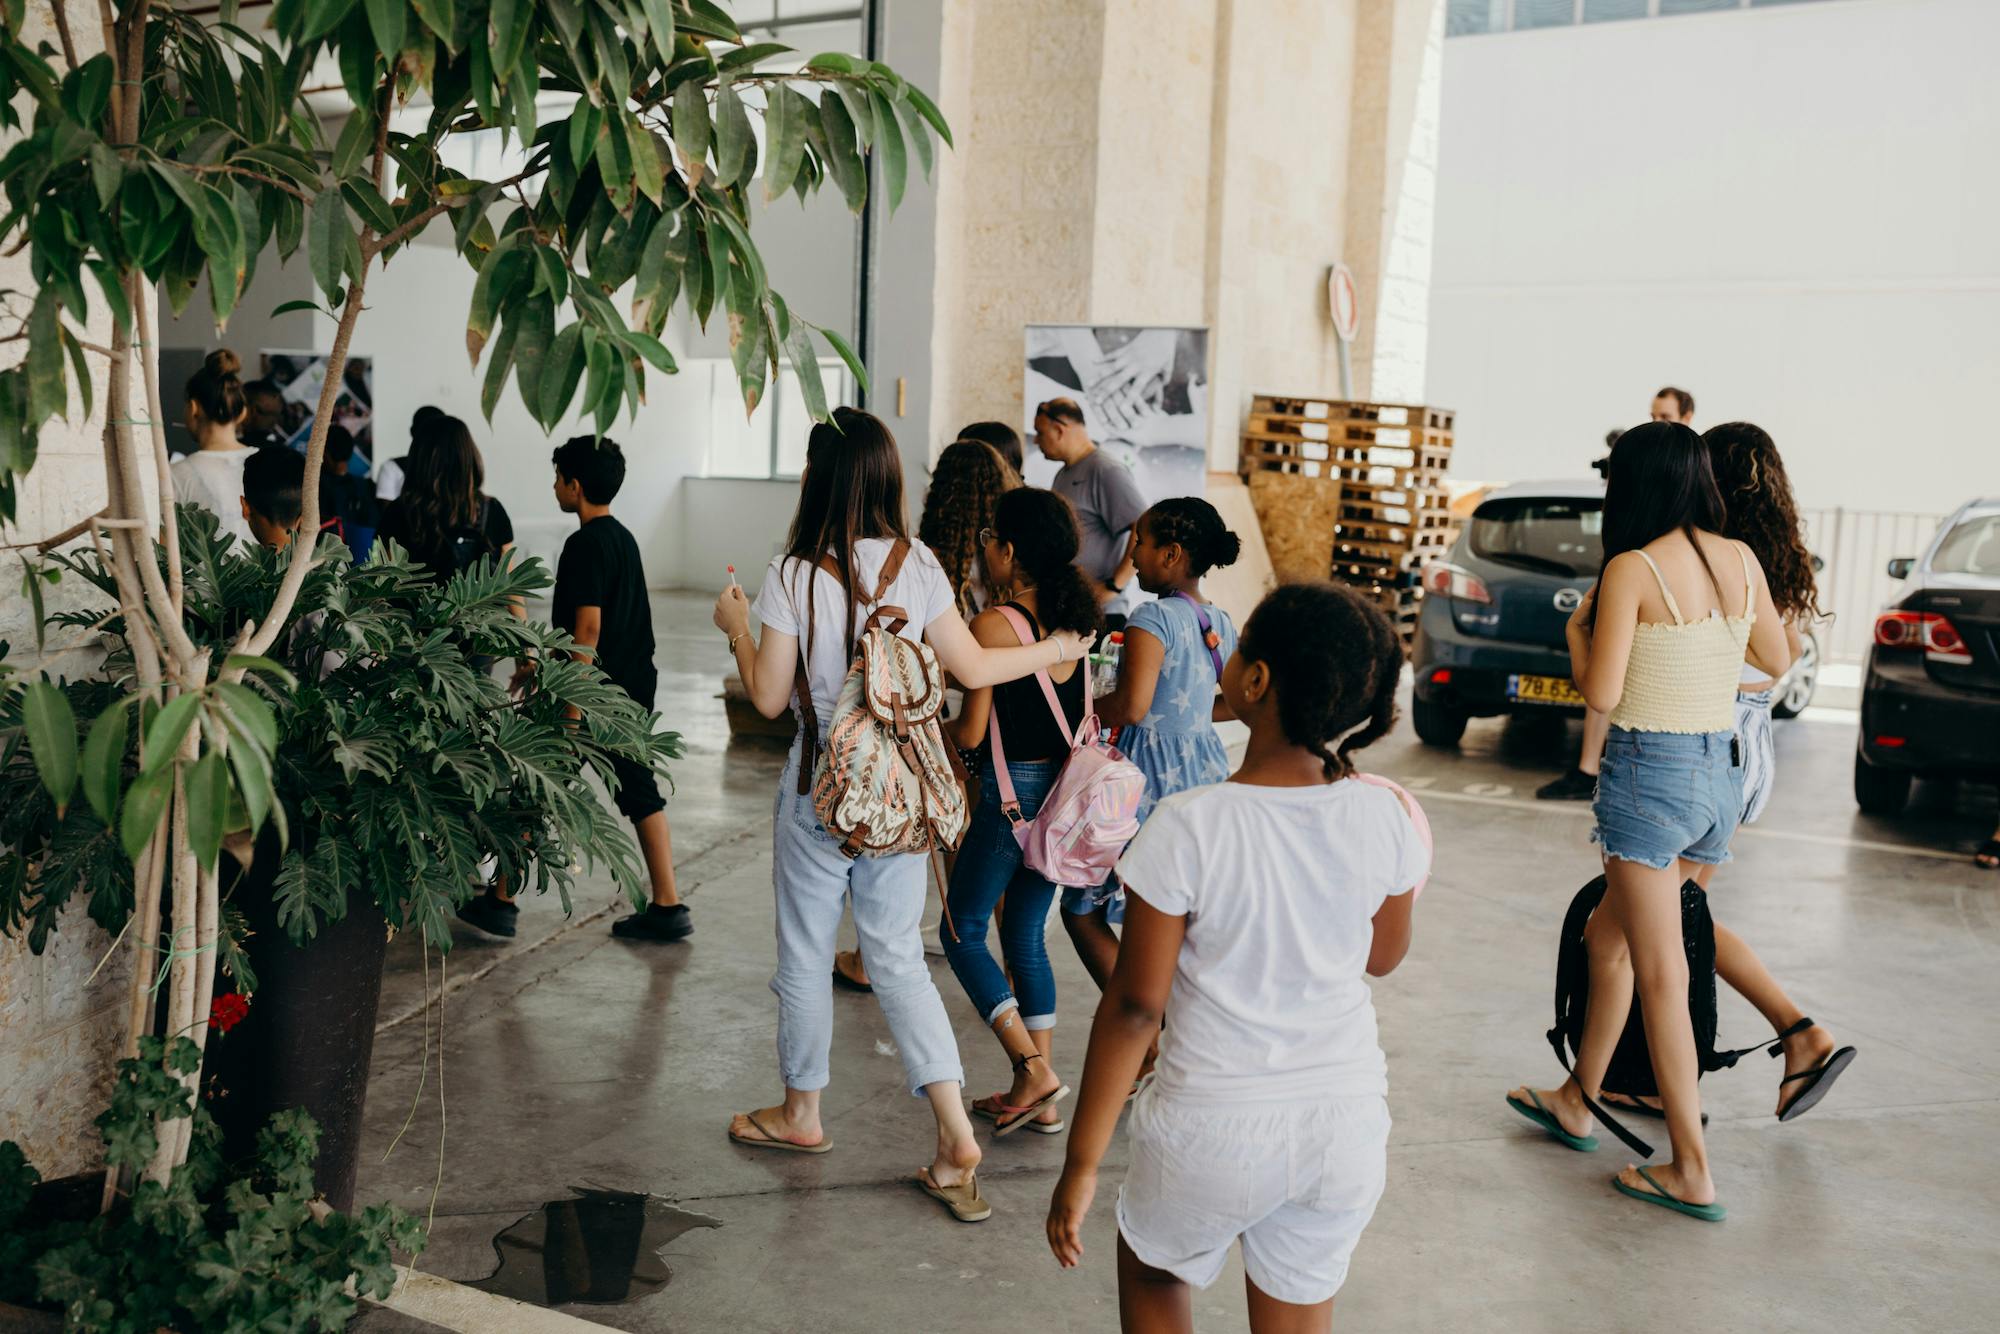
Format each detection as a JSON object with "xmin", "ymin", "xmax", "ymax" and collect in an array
[{"xmin": 355, "ymin": 593, "xmax": 2000, "ymax": 1333}]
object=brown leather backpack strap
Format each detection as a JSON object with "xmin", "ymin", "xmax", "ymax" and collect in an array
[
  {"xmin": 865, "ymin": 604, "xmax": 910, "ymax": 636},
  {"xmin": 874, "ymin": 538, "xmax": 911, "ymax": 600},
  {"xmin": 793, "ymin": 657, "xmax": 818, "ymax": 795}
]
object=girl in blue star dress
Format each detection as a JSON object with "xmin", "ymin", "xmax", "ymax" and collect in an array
[{"xmin": 1061, "ymin": 497, "xmax": 1242, "ymax": 993}]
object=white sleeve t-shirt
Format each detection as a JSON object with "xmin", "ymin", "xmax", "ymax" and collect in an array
[
  {"xmin": 1116, "ymin": 778, "xmax": 1432, "ymax": 1103},
  {"xmin": 750, "ymin": 537, "xmax": 957, "ymax": 728},
  {"xmin": 168, "ymin": 449, "xmax": 256, "ymax": 548}
]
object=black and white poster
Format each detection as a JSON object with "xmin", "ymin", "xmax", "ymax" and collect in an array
[{"xmin": 1021, "ymin": 325, "xmax": 1210, "ymax": 502}]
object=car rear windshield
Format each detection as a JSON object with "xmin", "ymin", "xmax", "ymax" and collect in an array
[
  {"xmin": 1469, "ymin": 497, "xmax": 1604, "ymax": 577},
  {"xmin": 1932, "ymin": 512, "xmax": 2000, "ymax": 576}
]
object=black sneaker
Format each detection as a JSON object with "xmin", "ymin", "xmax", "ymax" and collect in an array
[
  {"xmin": 612, "ymin": 903, "xmax": 692, "ymax": 943},
  {"xmin": 1535, "ymin": 768, "xmax": 1598, "ymax": 801},
  {"xmin": 457, "ymin": 894, "xmax": 520, "ymax": 938}
]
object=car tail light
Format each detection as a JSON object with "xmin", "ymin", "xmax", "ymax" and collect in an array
[
  {"xmin": 1873, "ymin": 735, "xmax": 1907, "ymax": 748},
  {"xmin": 1874, "ymin": 610, "xmax": 1974, "ymax": 665},
  {"xmin": 1421, "ymin": 562, "xmax": 1492, "ymax": 604}
]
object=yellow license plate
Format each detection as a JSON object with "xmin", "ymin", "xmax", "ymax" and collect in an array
[{"xmin": 1509, "ymin": 673, "xmax": 1585, "ymax": 707}]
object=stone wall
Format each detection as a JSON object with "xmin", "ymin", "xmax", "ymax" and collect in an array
[
  {"xmin": 0, "ymin": 1, "xmax": 149, "ymax": 1181},
  {"xmin": 928, "ymin": 0, "xmax": 1444, "ymax": 465}
]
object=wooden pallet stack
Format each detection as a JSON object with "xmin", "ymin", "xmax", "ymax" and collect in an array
[{"xmin": 1240, "ymin": 395, "xmax": 1455, "ymax": 645}]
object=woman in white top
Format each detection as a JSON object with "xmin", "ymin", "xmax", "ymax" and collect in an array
[
  {"xmin": 712, "ymin": 409, "xmax": 1092, "ymax": 1224},
  {"xmin": 169, "ymin": 349, "xmax": 257, "ymax": 548}
]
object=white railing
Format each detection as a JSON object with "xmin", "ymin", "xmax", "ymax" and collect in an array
[{"xmin": 1800, "ymin": 507, "xmax": 1948, "ymax": 665}]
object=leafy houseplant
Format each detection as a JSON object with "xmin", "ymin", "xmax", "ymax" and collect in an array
[
  {"xmin": 0, "ymin": 1036, "xmax": 425, "ymax": 1333},
  {"xmin": 0, "ymin": 0, "xmax": 946, "ymax": 1196}
]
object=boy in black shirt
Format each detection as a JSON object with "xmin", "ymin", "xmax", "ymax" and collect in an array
[
  {"xmin": 241, "ymin": 445, "xmax": 305, "ymax": 549},
  {"xmin": 542, "ymin": 436, "xmax": 687, "ymax": 942}
]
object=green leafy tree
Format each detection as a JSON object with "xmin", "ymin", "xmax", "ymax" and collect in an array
[{"xmin": 0, "ymin": 0, "xmax": 944, "ymax": 1194}]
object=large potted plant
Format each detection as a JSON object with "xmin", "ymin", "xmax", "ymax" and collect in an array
[{"xmin": 0, "ymin": 0, "xmax": 945, "ymax": 1216}]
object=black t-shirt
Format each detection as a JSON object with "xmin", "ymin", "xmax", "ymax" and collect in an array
[
  {"xmin": 552, "ymin": 514, "xmax": 655, "ymax": 705},
  {"xmin": 989, "ymin": 603, "xmax": 1085, "ymax": 762},
  {"xmin": 378, "ymin": 494, "xmax": 513, "ymax": 583}
]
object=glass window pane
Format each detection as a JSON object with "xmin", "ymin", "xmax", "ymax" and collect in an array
[
  {"xmin": 1583, "ymin": 0, "xmax": 1648, "ymax": 21},
  {"xmin": 1660, "ymin": 0, "xmax": 1741, "ymax": 13},
  {"xmin": 773, "ymin": 362, "xmax": 855, "ymax": 478},
  {"xmin": 704, "ymin": 361, "xmax": 776, "ymax": 478},
  {"xmin": 1513, "ymin": 0, "xmax": 1579, "ymax": 30},
  {"xmin": 1749, "ymin": 0, "xmax": 1820, "ymax": 6},
  {"xmin": 1446, "ymin": 0, "xmax": 1506, "ymax": 34}
]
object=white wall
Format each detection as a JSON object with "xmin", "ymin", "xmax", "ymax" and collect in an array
[{"xmin": 1427, "ymin": 0, "xmax": 2000, "ymax": 512}]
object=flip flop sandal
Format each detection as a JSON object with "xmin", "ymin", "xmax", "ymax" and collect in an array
[
  {"xmin": 1777, "ymin": 1046, "xmax": 1858, "ymax": 1122},
  {"xmin": 1613, "ymin": 1166, "xmax": 1726, "ymax": 1222},
  {"xmin": 831, "ymin": 951, "xmax": 873, "ymax": 994},
  {"xmin": 1506, "ymin": 1090, "xmax": 1599, "ymax": 1152},
  {"xmin": 915, "ymin": 1167, "xmax": 991, "ymax": 1223},
  {"xmin": 1975, "ymin": 839, "xmax": 2000, "ymax": 870},
  {"xmin": 1600, "ymin": 1092, "xmax": 1708, "ymax": 1126},
  {"xmin": 728, "ymin": 1110, "xmax": 832, "ymax": 1154},
  {"xmin": 972, "ymin": 1097, "xmax": 1065, "ymax": 1135},
  {"xmin": 992, "ymin": 1085, "xmax": 1070, "ymax": 1138}
]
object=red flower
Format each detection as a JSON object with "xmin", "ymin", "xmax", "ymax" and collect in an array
[{"xmin": 209, "ymin": 992, "xmax": 249, "ymax": 1034}]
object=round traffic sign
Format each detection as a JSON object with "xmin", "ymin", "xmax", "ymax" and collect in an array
[{"xmin": 1329, "ymin": 262, "xmax": 1359, "ymax": 343}]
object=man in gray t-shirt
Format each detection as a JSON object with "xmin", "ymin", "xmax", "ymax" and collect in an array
[{"xmin": 1035, "ymin": 397, "xmax": 1148, "ymax": 602}]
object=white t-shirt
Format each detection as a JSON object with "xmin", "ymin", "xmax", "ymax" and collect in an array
[
  {"xmin": 1116, "ymin": 778, "xmax": 1432, "ymax": 1103},
  {"xmin": 169, "ymin": 449, "xmax": 255, "ymax": 548},
  {"xmin": 375, "ymin": 457, "xmax": 406, "ymax": 502},
  {"xmin": 751, "ymin": 538, "xmax": 957, "ymax": 728}
]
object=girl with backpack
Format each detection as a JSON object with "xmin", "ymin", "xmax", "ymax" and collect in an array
[
  {"xmin": 938, "ymin": 488, "xmax": 1107, "ymax": 1137},
  {"xmin": 1594, "ymin": 424, "xmax": 1853, "ymax": 1123},
  {"xmin": 1064, "ymin": 499, "xmax": 1242, "ymax": 999},
  {"xmin": 376, "ymin": 415, "xmax": 515, "ymax": 586},
  {"xmin": 1046, "ymin": 583, "xmax": 1429, "ymax": 1328},
  {"xmin": 712, "ymin": 409, "xmax": 1094, "ymax": 1224},
  {"xmin": 1506, "ymin": 422, "xmax": 1792, "ymax": 1223}
]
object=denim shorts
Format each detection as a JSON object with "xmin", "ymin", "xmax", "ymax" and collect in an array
[{"xmin": 1592, "ymin": 728, "xmax": 1743, "ymax": 870}]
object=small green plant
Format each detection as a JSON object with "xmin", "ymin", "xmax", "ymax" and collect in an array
[{"xmin": 0, "ymin": 1036, "xmax": 426, "ymax": 1333}]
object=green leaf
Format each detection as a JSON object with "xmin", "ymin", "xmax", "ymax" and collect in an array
[
  {"xmin": 616, "ymin": 327, "xmax": 675, "ymax": 373},
  {"xmin": 871, "ymin": 88, "xmax": 907, "ymax": 211},
  {"xmin": 22, "ymin": 681, "xmax": 78, "ymax": 814},
  {"xmin": 818, "ymin": 323, "xmax": 869, "ymax": 396},
  {"xmin": 593, "ymin": 115, "xmax": 636, "ymax": 212},
  {"xmin": 834, "ymin": 81, "xmax": 876, "ymax": 148},
  {"xmin": 586, "ymin": 3, "xmax": 631, "ymax": 104},
  {"xmin": 187, "ymin": 751, "xmax": 228, "ymax": 867},
  {"xmin": 532, "ymin": 244, "xmax": 569, "ymax": 305},
  {"xmin": 61, "ymin": 53, "xmax": 114, "ymax": 126},
  {"xmin": 61, "ymin": 330, "xmax": 92, "ymax": 423},
  {"xmin": 671, "ymin": 81, "xmax": 711, "ymax": 188},
  {"xmin": 269, "ymin": 298, "xmax": 330, "ymax": 318},
  {"xmin": 226, "ymin": 733, "xmax": 271, "ymax": 837},
  {"xmin": 466, "ymin": 233, "xmax": 528, "ymax": 366},
  {"xmin": 81, "ymin": 700, "xmax": 129, "ymax": 825},
  {"xmin": 763, "ymin": 86, "xmax": 808, "ymax": 204},
  {"xmin": 331, "ymin": 102, "xmax": 376, "ymax": 179},
  {"xmin": 903, "ymin": 82, "xmax": 953, "ymax": 148},
  {"xmin": 636, "ymin": 0, "xmax": 676, "ymax": 64},
  {"xmin": 539, "ymin": 323, "xmax": 586, "ymax": 426},
  {"xmin": 88, "ymin": 141, "xmax": 122, "ymax": 209},
  {"xmin": 410, "ymin": 0, "xmax": 456, "ymax": 45},
  {"xmin": 301, "ymin": 0, "xmax": 361, "ymax": 41},
  {"xmin": 804, "ymin": 51, "xmax": 861, "ymax": 75},
  {"xmin": 480, "ymin": 318, "xmax": 518, "ymax": 421},
  {"xmin": 509, "ymin": 297, "xmax": 557, "ymax": 418},
  {"xmin": 491, "ymin": 0, "xmax": 532, "ymax": 75},
  {"xmin": 120, "ymin": 768, "xmax": 170, "ymax": 863},
  {"xmin": 718, "ymin": 42, "xmax": 791, "ymax": 72},
  {"xmin": 816, "ymin": 92, "xmax": 867, "ymax": 213},
  {"xmin": 677, "ymin": 0, "xmax": 740, "ymax": 41},
  {"xmin": 341, "ymin": 179, "xmax": 397, "ymax": 234},
  {"xmin": 627, "ymin": 112, "xmax": 665, "ymax": 206},
  {"xmin": 363, "ymin": 0, "xmax": 406, "ymax": 62},
  {"xmin": 85, "ymin": 265, "xmax": 131, "ymax": 340},
  {"xmin": 142, "ymin": 694, "xmax": 200, "ymax": 774},
  {"xmin": 222, "ymin": 653, "xmax": 299, "ymax": 687},
  {"xmin": 784, "ymin": 322, "xmax": 829, "ymax": 424},
  {"xmin": 893, "ymin": 94, "xmax": 935, "ymax": 181},
  {"xmin": 713, "ymin": 81, "xmax": 754, "ymax": 188},
  {"xmin": 213, "ymin": 682, "xmax": 279, "ymax": 757},
  {"xmin": 308, "ymin": 188, "xmax": 351, "ymax": 302}
]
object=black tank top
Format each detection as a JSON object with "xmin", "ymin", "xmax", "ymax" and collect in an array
[{"xmin": 990, "ymin": 602, "xmax": 1086, "ymax": 763}]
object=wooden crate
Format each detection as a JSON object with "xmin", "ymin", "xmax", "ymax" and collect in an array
[{"xmin": 1247, "ymin": 471, "xmax": 1344, "ymax": 584}]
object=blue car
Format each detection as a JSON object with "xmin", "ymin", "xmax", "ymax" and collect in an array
[{"xmin": 1409, "ymin": 480, "xmax": 1604, "ymax": 747}]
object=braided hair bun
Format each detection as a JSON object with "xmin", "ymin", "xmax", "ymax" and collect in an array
[
  {"xmin": 1141, "ymin": 497, "xmax": 1241, "ymax": 575},
  {"xmin": 1238, "ymin": 582, "xmax": 1402, "ymax": 780}
]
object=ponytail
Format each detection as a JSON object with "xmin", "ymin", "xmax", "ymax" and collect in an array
[{"xmin": 185, "ymin": 348, "xmax": 246, "ymax": 426}]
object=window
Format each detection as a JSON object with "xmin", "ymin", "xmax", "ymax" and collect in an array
[
  {"xmin": 1447, "ymin": 0, "xmax": 1506, "ymax": 35},
  {"xmin": 698, "ymin": 358, "xmax": 856, "ymax": 479},
  {"xmin": 1469, "ymin": 497, "xmax": 1605, "ymax": 577},
  {"xmin": 1513, "ymin": 0, "xmax": 1578, "ymax": 28},
  {"xmin": 1583, "ymin": 0, "xmax": 1648, "ymax": 21},
  {"xmin": 1448, "ymin": 0, "xmax": 1842, "ymax": 35},
  {"xmin": 1659, "ymin": 0, "xmax": 1739, "ymax": 12}
]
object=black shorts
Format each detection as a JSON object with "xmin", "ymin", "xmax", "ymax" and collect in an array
[{"xmin": 607, "ymin": 749, "xmax": 665, "ymax": 823}]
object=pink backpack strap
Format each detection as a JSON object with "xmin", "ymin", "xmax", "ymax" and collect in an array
[
  {"xmin": 987, "ymin": 605, "xmax": 1079, "ymax": 824},
  {"xmin": 1352, "ymin": 772, "xmax": 1433, "ymax": 897}
]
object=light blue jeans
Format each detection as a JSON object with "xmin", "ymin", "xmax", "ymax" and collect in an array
[{"xmin": 770, "ymin": 743, "xmax": 964, "ymax": 1097}]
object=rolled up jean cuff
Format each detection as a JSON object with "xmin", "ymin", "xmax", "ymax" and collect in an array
[
  {"xmin": 902, "ymin": 1059, "xmax": 964, "ymax": 1096},
  {"xmin": 1022, "ymin": 1012, "xmax": 1057, "ymax": 1032}
]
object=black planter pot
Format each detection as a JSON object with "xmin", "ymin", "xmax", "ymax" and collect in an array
[{"xmin": 200, "ymin": 832, "xmax": 390, "ymax": 1213}]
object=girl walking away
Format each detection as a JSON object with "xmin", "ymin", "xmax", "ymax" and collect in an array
[
  {"xmin": 941, "ymin": 488, "xmax": 1105, "ymax": 1136},
  {"xmin": 1046, "ymin": 583, "xmax": 1429, "ymax": 1331},
  {"xmin": 712, "ymin": 409, "xmax": 1094, "ymax": 1224},
  {"xmin": 919, "ymin": 437, "xmax": 1022, "ymax": 618},
  {"xmin": 170, "ymin": 349, "xmax": 257, "ymax": 548},
  {"xmin": 376, "ymin": 414, "xmax": 516, "ymax": 586},
  {"xmin": 1507, "ymin": 422, "xmax": 1791, "ymax": 1223},
  {"xmin": 1597, "ymin": 424, "xmax": 1854, "ymax": 1122},
  {"xmin": 1067, "ymin": 498, "xmax": 1242, "ymax": 991}
]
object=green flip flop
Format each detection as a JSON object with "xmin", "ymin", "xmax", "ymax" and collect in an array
[
  {"xmin": 1506, "ymin": 1090, "xmax": 1598, "ymax": 1152},
  {"xmin": 1613, "ymin": 1166, "xmax": 1726, "ymax": 1222}
]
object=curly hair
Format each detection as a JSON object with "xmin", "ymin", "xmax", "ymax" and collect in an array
[
  {"xmin": 919, "ymin": 439, "xmax": 1021, "ymax": 616},
  {"xmin": 1703, "ymin": 422, "xmax": 1821, "ymax": 621},
  {"xmin": 1238, "ymin": 583, "xmax": 1402, "ymax": 780},
  {"xmin": 992, "ymin": 487, "xmax": 1103, "ymax": 638},
  {"xmin": 1140, "ymin": 497, "xmax": 1242, "ymax": 576}
]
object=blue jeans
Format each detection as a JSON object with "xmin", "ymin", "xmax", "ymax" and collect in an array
[
  {"xmin": 770, "ymin": 744, "xmax": 963, "ymax": 1096},
  {"xmin": 1592, "ymin": 728, "xmax": 1743, "ymax": 870},
  {"xmin": 941, "ymin": 760, "xmax": 1061, "ymax": 1030}
]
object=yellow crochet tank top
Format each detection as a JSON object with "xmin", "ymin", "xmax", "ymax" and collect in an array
[{"xmin": 1608, "ymin": 543, "xmax": 1756, "ymax": 735}]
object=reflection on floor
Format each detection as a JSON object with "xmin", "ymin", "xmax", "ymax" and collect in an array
[{"xmin": 357, "ymin": 592, "xmax": 2000, "ymax": 1334}]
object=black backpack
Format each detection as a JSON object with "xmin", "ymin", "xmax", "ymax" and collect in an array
[
  {"xmin": 441, "ymin": 497, "xmax": 497, "ymax": 575},
  {"xmin": 1548, "ymin": 875, "xmax": 1774, "ymax": 1156}
]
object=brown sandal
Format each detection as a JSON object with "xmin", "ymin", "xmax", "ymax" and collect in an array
[
  {"xmin": 728, "ymin": 1110, "xmax": 831, "ymax": 1154},
  {"xmin": 832, "ymin": 949, "xmax": 873, "ymax": 993},
  {"xmin": 915, "ymin": 1167, "xmax": 991, "ymax": 1222}
]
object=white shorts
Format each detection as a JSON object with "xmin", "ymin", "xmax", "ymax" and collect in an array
[{"xmin": 1116, "ymin": 1089, "xmax": 1390, "ymax": 1306}]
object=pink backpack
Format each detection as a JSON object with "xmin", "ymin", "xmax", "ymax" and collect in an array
[
  {"xmin": 987, "ymin": 606, "xmax": 1147, "ymax": 888},
  {"xmin": 1351, "ymin": 773, "xmax": 1433, "ymax": 896}
]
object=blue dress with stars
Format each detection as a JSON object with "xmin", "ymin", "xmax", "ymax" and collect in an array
[{"xmin": 1119, "ymin": 594, "xmax": 1238, "ymax": 828}]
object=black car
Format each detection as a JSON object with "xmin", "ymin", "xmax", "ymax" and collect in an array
[
  {"xmin": 1411, "ymin": 480, "xmax": 1821, "ymax": 747},
  {"xmin": 1854, "ymin": 499, "xmax": 2000, "ymax": 813},
  {"xmin": 1410, "ymin": 481, "xmax": 1604, "ymax": 746}
]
